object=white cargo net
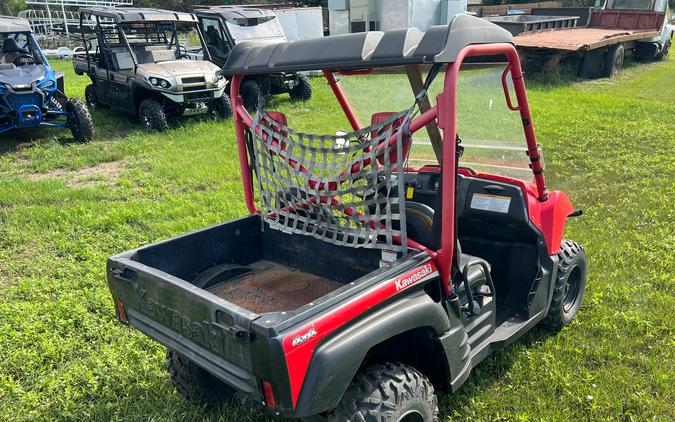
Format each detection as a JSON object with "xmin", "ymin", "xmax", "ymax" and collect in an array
[{"xmin": 249, "ymin": 109, "xmax": 410, "ymax": 253}]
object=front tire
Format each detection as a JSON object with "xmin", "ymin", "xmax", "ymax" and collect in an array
[
  {"xmin": 138, "ymin": 99, "xmax": 168, "ymax": 131},
  {"xmin": 542, "ymin": 240, "xmax": 588, "ymax": 332},
  {"xmin": 66, "ymin": 98, "xmax": 94, "ymax": 142},
  {"xmin": 167, "ymin": 349, "xmax": 232, "ymax": 404},
  {"xmin": 290, "ymin": 73, "xmax": 312, "ymax": 102},
  {"xmin": 240, "ymin": 80, "xmax": 264, "ymax": 110},
  {"xmin": 213, "ymin": 95, "xmax": 232, "ymax": 119},
  {"xmin": 657, "ymin": 39, "xmax": 671, "ymax": 61},
  {"xmin": 329, "ymin": 363, "xmax": 439, "ymax": 422}
]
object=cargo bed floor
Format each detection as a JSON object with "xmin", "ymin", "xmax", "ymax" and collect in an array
[{"xmin": 206, "ymin": 260, "xmax": 343, "ymax": 313}]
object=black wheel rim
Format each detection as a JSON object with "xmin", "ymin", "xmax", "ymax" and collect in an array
[
  {"xmin": 398, "ymin": 410, "xmax": 424, "ymax": 422},
  {"xmin": 563, "ymin": 266, "xmax": 581, "ymax": 313},
  {"xmin": 140, "ymin": 108, "xmax": 152, "ymax": 129}
]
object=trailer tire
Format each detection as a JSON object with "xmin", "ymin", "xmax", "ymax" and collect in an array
[
  {"xmin": 290, "ymin": 74, "xmax": 312, "ymax": 102},
  {"xmin": 603, "ymin": 44, "xmax": 624, "ymax": 78},
  {"xmin": 66, "ymin": 98, "xmax": 94, "ymax": 142},
  {"xmin": 657, "ymin": 39, "xmax": 671, "ymax": 61},
  {"xmin": 85, "ymin": 84, "xmax": 98, "ymax": 110},
  {"xmin": 167, "ymin": 350, "xmax": 232, "ymax": 404},
  {"xmin": 542, "ymin": 240, "xmax": 587, "ymax": 332},
  {"xmin": 241, "ymin": 80, "xmax": 265, "ymax": 110},
  {"xmin": 328, "ymin": 362, "xmax": 439, "ymax": 422},
  {"xmin": 138, "ymin": 99, "xmax": 168, "ymax": 131}
]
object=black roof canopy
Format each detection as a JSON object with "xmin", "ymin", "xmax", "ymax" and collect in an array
[
  {"xmin": 194, "ymin": 6, "xmax": 276, "ymax": 21},
  {"xmin": 80, "ymin": 7, "xmax": 198, "ymax": 24},
  {"xmin": 222, "ymin": 14, "xmax": 513, "ymax": 75}
]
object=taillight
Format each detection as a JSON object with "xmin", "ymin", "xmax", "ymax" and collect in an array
[
  {"xmin": 114, "ymin": 298, "xmax": 128, "ymax": 323},
  {"xmin": 262, "ymin": 380, "xmax": 277, "ymax": 411}
]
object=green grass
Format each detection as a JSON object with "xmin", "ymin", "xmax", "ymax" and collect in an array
[{"xmin": 0, "ymin": 58, "xmax": 674, "ymax": 421}]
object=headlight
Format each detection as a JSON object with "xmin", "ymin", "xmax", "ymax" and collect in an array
[
  {"xmin": 214, "ymin": 73, "xmax": 225, "ymax": 83},
  {"xmin": 40, "ymin": 79, "xmax": 56, "ymax": 90},
  {"xmin": 149, "ymin": 77, "xmax": 171, "ymax": 89}
]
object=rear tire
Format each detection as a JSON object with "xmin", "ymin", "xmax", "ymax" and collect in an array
[
  {"xmin": 66, "ymin": 98, "xmax": 94, "ymax": 142},
  {"xmin": 167, "ymin": 349, "xmax": 232, "ymax": 404},
  {"xmin": 329, "ymin": 363, "xmax": 439, "ymax": 422},
  {"xmin": 542, "ymin": 240, "xmax": 587, "ymax": 332},
  {"xmin": 579, "ymin": 50, "xmax": 604, "ymax": 79},
  {"xmin": 603, "ymin": 44, "xmax": 624, "ymax": 78},
  {"xmin": 290, "ymin": 73, "xmax": 312, "ymax": 102},
  {"xmin": 85, "ymin": 84, "xmax": 97, "ymax": 110},
  {"xmin": 241, "ymin": 80, "xmax": 264, "ymax": 110},
  {"xmin": 138, "ymin": 99, "xmax": 168, "ymax": 131}
]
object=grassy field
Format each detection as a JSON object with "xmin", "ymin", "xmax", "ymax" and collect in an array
[{"xmin": 0, "ymin": 58, "xmax": 673, "ymax": 421}]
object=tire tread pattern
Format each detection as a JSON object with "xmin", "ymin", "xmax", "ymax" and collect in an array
[
  {"xmin": 542, "ymin": 239, "xmax": 587, "ymax": 332},
  {"xmin": 330, "ymin": 362, "xmax": 439, "ymax": 422},
  {"xmin": 167, "ymin": 349, "xmax": 230, "ymax": 404}
]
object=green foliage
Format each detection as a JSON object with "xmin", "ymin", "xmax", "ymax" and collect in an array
[{"xmin": 0, "ymin": 58, "xmax": 674, "ymax": 421}]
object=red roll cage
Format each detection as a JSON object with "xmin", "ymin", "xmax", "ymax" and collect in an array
[{"xmin": 230, "ymin": 43, "xmax": 550, "ymax": 296}]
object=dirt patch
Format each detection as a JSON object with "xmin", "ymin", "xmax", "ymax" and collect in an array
[{"xmin": 23, "ymin": 160, "xmax": 124, "ymax": 188}]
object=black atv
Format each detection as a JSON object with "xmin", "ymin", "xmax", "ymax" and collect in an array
[{"xmin": 194, "ymin": 6, "xmax": 312, "ymax": 109}]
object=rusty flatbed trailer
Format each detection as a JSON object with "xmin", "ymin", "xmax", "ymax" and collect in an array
[
  {"xmin": 516, "ymin": 27, "xmax": 659, "ymax": 52},
  {"xmin": 514, "ymin": 7, "xmax": 672, "ymax": 78}
]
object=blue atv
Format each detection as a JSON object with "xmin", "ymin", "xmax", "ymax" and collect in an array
[{"xmin": 0, "ymin": 17, "xmax": 93, "ymax": 141}]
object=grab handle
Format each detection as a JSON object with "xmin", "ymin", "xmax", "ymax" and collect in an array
[{"xmin": 501, "ymin": 66, "xmax": 520, "ymax": 111}]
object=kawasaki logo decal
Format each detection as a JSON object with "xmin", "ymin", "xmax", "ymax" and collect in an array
[{"xmin": 394, "ymin": 264, "xmax": 435, "ymax": 292}]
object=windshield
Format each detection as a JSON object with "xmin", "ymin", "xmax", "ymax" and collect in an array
[
  {"xmin": 607, "ymin": 0, "xmax": 655, "ymax": 10},
  {"xmin": 225, "ymin": 16, "xmax": 286, "ymax": 42},
  {"xmin": 336, "ymin": 66, "xmax": 536, "ymax": 181},
  {"xmin": 0, "ymin": 32, "xmax": 42, "ymax": 65},
  {"xmin": 110, "ymin": 21, "xmax": 205, "ymax": 63}
]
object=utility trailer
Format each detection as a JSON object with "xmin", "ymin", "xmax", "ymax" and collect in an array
[{"xmin": 515, "ymin": 1, "xmax": 673, "ymax": 78}]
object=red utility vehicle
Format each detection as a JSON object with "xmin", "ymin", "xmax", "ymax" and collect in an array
[{"xmin": 107, "ymin": 14, "xmax": 588, "ymax": 421}]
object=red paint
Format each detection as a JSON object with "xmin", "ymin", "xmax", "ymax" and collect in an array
[
  {"xmin": 231, "ymin": 74, "xmax": 257, "ymax": 214},
  {"xmin": 323, "ymin": 69, "xmax": 362, "ymax": 131},
  {"xmin": 282, "ymin": 262, "xmax": 439, "ymax": 408}
]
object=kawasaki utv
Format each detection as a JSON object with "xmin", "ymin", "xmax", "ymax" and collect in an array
[
  {"xmin": 73, "ymin": 8, "xmax": 230, "ymax": 132},
  {"xmin": 0, "ymin": 16, "xmax": 93, "ymax": 142},
  {"xmin": 194, "ymin": 6, "xmax": 312, "ymax": 109},
  {"xmin": 106, "ymin": 14, "xmax": 588, "ymax": 421}
]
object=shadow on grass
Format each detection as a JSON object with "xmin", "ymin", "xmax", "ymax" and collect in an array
[{"xmin": 438, "ymin": 326, "xmax": 553, "ymax": 416}]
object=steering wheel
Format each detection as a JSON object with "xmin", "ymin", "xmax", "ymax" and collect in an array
[
  {"xmin": 177, "ymin": 46, "xmax": 191, "ymax": 60},
  {"xmin": 13, "ymin": 54, "xmax": 36, "ymax": 66}
]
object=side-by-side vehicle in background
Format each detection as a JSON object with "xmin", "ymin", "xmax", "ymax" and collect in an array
[
  {"xmin": 0, "ymin": 16, "xmax": 93, "ymax": 141},
  {"xmin": 194, "ymin": 6, "xmax": 312, "ymax": 109},
  {"xmin": 106, "ymin": 15, "xmax": 588, "ymax": 421},
  {"xmin": 73, "ymin": 8, "xmax": 230, "ymax": 131}
]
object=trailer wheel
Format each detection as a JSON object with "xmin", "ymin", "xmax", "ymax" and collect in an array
[
  {"xmin": 241, "ymin": 80, "xmax": 265, "ymax": 110},
  {"xmin": 213, "ymin": 95, "xmax": 232, "ymax": 119},
  {"xmin": 85, "ymin": 84, "xmax": 98, "ymax": 110},
  {"xmin": 290, "ymin": 74, "xmax": 312, "ymax": 102},
  {"xmin": 603, "ymin": 44, "xmax": 624, "ymax": 78},
  {"xmin": 657, "ymin": 39, "xmax": 671, "ymax": 61},
  {"xmin": 167, "ymin": 349, "xmax": 232, "ymax": 404},
  {"xmin": 329, "ymin": 362, "xmax": 439, "ymax": 422},
  {"xmin": 138, "ymin": 99, "xmax": 168, "ymax": 131},
  {"xmin": 542, "ymin": 240, "xmax": 587, "ymax": 332},
  {"xmin": 66, "ymin": 98, "xmax": 94, "ymax": 142}
]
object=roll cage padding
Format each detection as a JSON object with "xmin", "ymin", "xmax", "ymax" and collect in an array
[{"xmin": 293, "ymin": 287, "xmax": 451, "ymax": 417}]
